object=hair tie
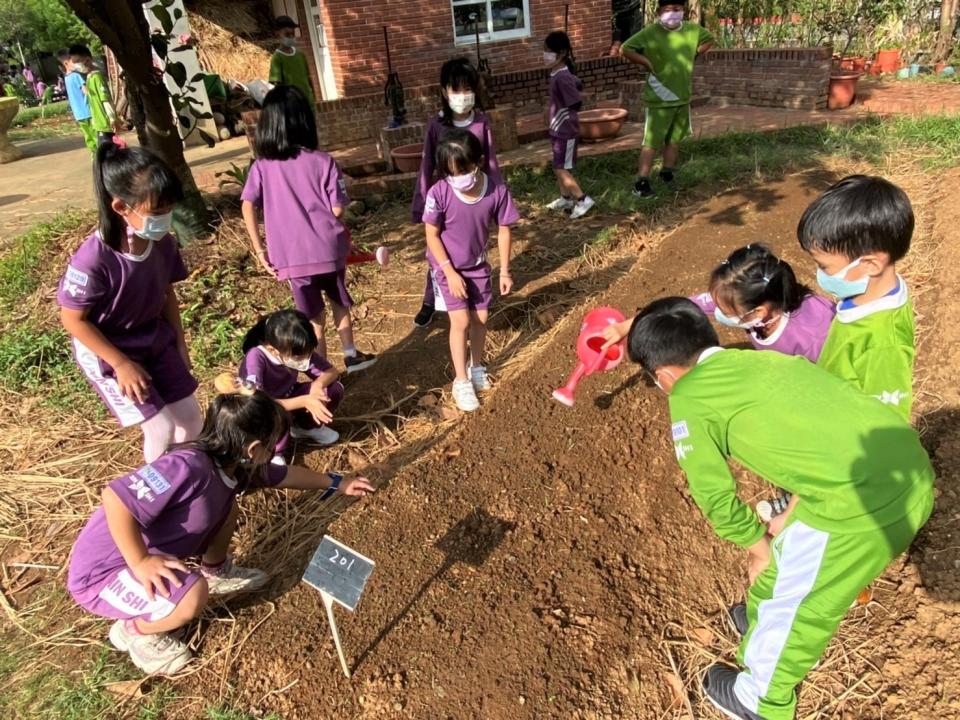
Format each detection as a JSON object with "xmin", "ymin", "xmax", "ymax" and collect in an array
[
  {"xmin": 214, "ymin": 372, "xmax": 256, "ymax": 396},
  {"xmin": 762, "ymin": 275, "xmax": 771, "ymax": 283}
]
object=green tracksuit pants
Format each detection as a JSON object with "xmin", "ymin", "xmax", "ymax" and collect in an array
[
  {"xmin": 734, "ymin": 493, "xmax": 932, "ymax": 719},
  {"xmin": 77, "ymin": 119, "xmax": 97, "ymax": 154}
]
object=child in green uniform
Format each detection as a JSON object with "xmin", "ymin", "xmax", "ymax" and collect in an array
[
  {"xmin": 269, "ymin": 15, "xmax": 317, "ymax": 107},
  {"xmin": 625, "ymin": 297, "xmax": 933, "ymax": 720},
  {"xmin": 798, "ymin": 175, "xmax": 916, "ymax": 421},
  {"xmin": 70, "ymin": 45, "xmax": 120, "ymax": 148},
  {"xmin": 620, "ymin": 0, "xmax": 713, "ymax": 198}
]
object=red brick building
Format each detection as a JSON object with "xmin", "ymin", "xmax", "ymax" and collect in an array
[{"xmin": 274, "ymin": 0, "xmax": 613, "ymax": 100}]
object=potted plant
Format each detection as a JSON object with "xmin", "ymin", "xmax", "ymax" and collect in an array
[{"xmin": 873, "ymin": 14, "xmax": 905, "ymax": 73}]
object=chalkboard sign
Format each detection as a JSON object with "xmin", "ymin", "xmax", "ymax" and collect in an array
[{"xmin": 303, "ymin": 535, "xmax": 375, "ymax": 611}]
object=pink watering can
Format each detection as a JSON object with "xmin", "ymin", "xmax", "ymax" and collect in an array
[{"xmin": 552, "ymin": 307, "xmax": 627, "ymax": 407}]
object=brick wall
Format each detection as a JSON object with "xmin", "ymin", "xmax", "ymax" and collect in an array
[
  {"xmin": 319, "ymin": 0, "xmax": 612, "ymax": 98},
  {"xmin": 693, "ymin": 47, "xmax": 832, "ymax": 110}
]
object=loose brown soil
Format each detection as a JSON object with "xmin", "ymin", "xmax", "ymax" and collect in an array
[{"xmin": 4, "ymin": 165, "xmax": 959, "ymax": 720}]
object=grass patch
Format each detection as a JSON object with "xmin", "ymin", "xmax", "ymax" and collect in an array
[
  {"xmin": 12, "ymin": 101, "xmax": 72, "ymax": 127},
  {"xmin": 179, "ymin": 265, "xmax": 257, "ymax": 373},
  {"xmin": 828, "ymin": 114, "xmax": 960, "ymax": 169},
  {"xmin": 9, "ymin": 119, "xmax": 79, "ymax": 143},
  {"xmin": 0, "ymin": 324, "xmax": 96, "ymax": 412},
  {"xmin": 0, "ymin": 209, "xmax": 95, "ymax": 309}
]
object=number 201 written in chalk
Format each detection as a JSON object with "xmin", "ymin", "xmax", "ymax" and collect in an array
[{"xmin": 329, "ymin": 548, "xmax": 355, "ymax": 571}]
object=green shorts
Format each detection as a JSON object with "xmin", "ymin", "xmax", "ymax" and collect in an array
[{"xmin": 642, "ymin": 104, "xmax": 692, "ymax": 150}]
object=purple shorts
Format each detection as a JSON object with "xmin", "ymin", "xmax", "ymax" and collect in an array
[
  {"xmin": 289, "ymin": 270, "xmax": 353, "ymax": 320},
  {"xmin": 430, "ymin": 266, "xmax": 493, "ymax": 312},
  {"xmin": 275, "ymin": 380, "xmax": 345, "ymax": 453},
  {"xmin": 72, "ymin": 325, "xmax": 199, "ymax": 428},
  {"xmin": 71, "ymin": 566, "xmax": 203, "ymax": 621},
  {"xmin": 551, "ymin": 137, "xmax": 578, "ymax": 170}
]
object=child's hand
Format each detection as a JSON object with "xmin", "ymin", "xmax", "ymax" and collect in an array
[
  {"xmin": 444, "ymin": 269, "xmax": 468, "ymax": 300},
  {"xmin": 767, "ymin": 512, "xmax": 788, "ymax": 538},
  {"xmin": 304, "ymin": 395, "xmax": 334, "ymax": 425},
  {"xmin": 340, "ymin": 476, "xmax": 376, "ymax": 497},
  {"xmin": 499, "ymin": 271, "xmax": 513, "ymax": 295},
  {"xmin": 600, "ymin": 319, "xmax": 631, "ymax": 351},
  {"xmin": 132, "ymin": 554, "xmax": 188, "ymax": 601},
  {"xmin": 747, "ymin": 537, "xmax": 771, "ymax": 585},
  {"xmin": 254, "ymin": 248, "xmax": 278, "ymax": 278},
  {"xmin": 309, "ymin": 379, "xmax": 330, "ymax": 402},
  {"xmin": 115, "ymin": 359, "xmax": 152, "ymax": 403}
]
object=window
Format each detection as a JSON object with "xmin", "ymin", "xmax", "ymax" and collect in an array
[{"xmin": 451, "ymin": 0, "xmax": 530, "ymax": 44}]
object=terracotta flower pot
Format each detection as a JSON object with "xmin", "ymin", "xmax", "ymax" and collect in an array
[
  {"xmin": 840, "ymin": 56, "xmax": 866, "ymax": 72},
  {"xmin": 828, "ymin": 72, "xmax": 861, "ymax": 110},
  {"xmin": 0, "ymin": 96, "xmax": 24, "ymax": 164},
  {"xmin": 874, "ymin": 48, "xmax": 901, "ymax": 73},
  {"xmin": 391, "ymin": 143, "xmax": 423, "ymax": 173},
  {"xmin": 578, "ymin": 108, "xmax": 628, "ymax": 141}
]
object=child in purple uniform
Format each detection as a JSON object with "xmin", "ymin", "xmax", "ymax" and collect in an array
[
  {"xmin": 602, "ymin": 245, "xmax": 834, "ymax": 364},
  {"xmin": 58, "ymin": 145, "xmax": 202, "ymax": 463},
  {"xmin": 239, "ymin": 309, "xmax": 344, "ymax": 454},
  {"xmin": 241, "ymin": 85, "xmax": 376, "ymax": 374},
  {"xmin": 67, "ymin": 390, "xmax": 375, "ymax": 675},
  {"xmin": 423, "ymin": 130, "xmax": 519, "ymax": 412},
  {"xmin": 544, "ymin": 31, "xmax": 594, "ymax": 220},
  {"xmin": 411, "ymin": 58, "xmax": 503, "ymax": 329}
]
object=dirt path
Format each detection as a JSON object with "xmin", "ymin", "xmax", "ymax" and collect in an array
[{"xmin": 190, "ymin": 173, "xmax": 876, "ymax": 719}]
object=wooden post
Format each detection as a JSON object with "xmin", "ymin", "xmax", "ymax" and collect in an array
[{"xmin": 321, "ymin": 590, "xmax": 351, "ymax": 678}]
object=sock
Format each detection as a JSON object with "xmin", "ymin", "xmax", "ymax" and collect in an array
[
  {"xmin": 201, "ymin": 558, "xmax": 226, "ymax": 576},
  {"xmin": 660, "ymin": 168, "xmax": 674, "ymax": 182},
  {"xmin": 124, "ymin": 618, "xmax": 145, "ymax": 636},
  {"xmin": 343, "ymin": 346, "xmax": 357, "ymax": 358},
  {"xmin": 576, "ymin": 195, "xmax": 586, "ymax": 202}
]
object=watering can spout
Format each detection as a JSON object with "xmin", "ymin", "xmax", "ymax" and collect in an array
[{"xmin": 551, "ymin": 307, "xmax": 627, "ymax": 407}]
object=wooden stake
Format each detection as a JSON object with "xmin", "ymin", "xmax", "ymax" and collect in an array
[{"xmin": 321, "ymin": 590, "xmax": 351, "ymax": 678}]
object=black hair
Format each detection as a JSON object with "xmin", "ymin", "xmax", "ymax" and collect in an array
[
  {"xmin": 709, "ymin": 244, "xmax": 810, "ymax": 319},
  {"xmin": 192, "ymin": 392, "xmax": 289, "ymax": 485},
  {"xmin": 544, "ymin": 31, "xmax": 576, "ymax": 73},
  {"xmin": 255, "ymin": 85, "xmax": 317, "ymax": 160},
  {"xmin": 94, "ymin": 143, "xmax": 184, "ymax": 251},
  {"xmin": 439, "ymin": 57, "xmax": 481, "ymax": 126},
  {"xmin": 434, "ymin": 128, "xmax": 483, "ymax": 179},
  {"xmin": 68, "ymin": 44, "xmax": 92, "ymax": 58},
  {"xmin": 627, "ymin": 297, "xmax": 719, "ymax": 373},
  {"xmin": 274, "ymin": 14, "xmax": 299, "ymax": 30},
  {"xmin": 242, "ymin": 309, "xmax": 317, "ymax": 356},
  {"xmin": 797, "ymin": 175, "xmax": 914, "ymax": 263},
  {"xmin": 56, "ymin": 49, "xmax": 70, "ymax": 62},
  {"xmin": 658, "ymin": 0, "xmax": 687, "ymax": 8}
]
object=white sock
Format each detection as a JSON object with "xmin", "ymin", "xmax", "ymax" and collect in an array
[{"xmin": 343, "ymin": 346, "xmax": 357, "ymax": 358}]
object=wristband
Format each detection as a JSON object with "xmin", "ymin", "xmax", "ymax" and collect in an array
[{"xmin": 320, "ymin": 472, "xmax": 343, "ymax": 500}]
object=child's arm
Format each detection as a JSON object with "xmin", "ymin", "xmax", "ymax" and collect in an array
[
  {"xmin": 697, "ymin": 40, "xmax": 714, "ymax": 55},
  {"xmin": 274, "ymin": 394, "xmax": 334, "ymax": 424},
  {"xmin": 102, "ymin": 486, "xmax": 188, "ymax": 601},
  {"xmin": 309, "ymin": 366, "xmax": 341, "ymax": 396},
  {"xmin": 160, "ymin": 283, "xmax": 191, "ymax": 370},
  {"xmin": 277, "ymin": 467, "xmax": 376, "ymax": 497},
  {"xmin": 620, "ymin": 47, "xmax": 654, "ymax": 72},
  {"xmin": 425, "ymin": 222, "xmax": 467, "ymax": 299},
  {"xmin": 601, "ymin": 317, "xmax": 634, "ymax": 350},
  {"xmin": 60, "ymin": 307, "xmax": 151, "ymax": 402},
  {"xmin": 241, "ymin": 200, "xmax": 277, "ymax": 278},
  {"xmin": 497, "ymin": 226, "xmax": 512, "ymax": 295}
]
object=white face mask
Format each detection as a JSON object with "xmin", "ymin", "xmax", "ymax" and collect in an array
[
  {"xmin": 283, "ymin": 356, "xmax": 311, "ymax": 372},
  {"xmin": 543, "ymin": 51, "xmax": 558, "ymax": 66},
  {"xmin": 660, "ymin": 10, "xmax": 684, "ymax": 29},
  {"xmin": 130, "ymin": 209, "xmax": 174, "ymax": 241},
  {"xmin": 446, "ymin": 168, "xmax": 477, "ymax": 192},
  {"xmin": 447, "ymin": 91, "xmax": 475, "ymax": 115},
  {"xmin": 280, "ymin": 37, "xmax": 297, "ymax": 49},
  {"xmin": 714, "ymin": 306, "xmax": 765, "ymax": 330}
]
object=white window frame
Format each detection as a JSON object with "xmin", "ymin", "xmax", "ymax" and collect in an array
[{"xmin": 450, "ymin": 0, "xmax": 531, "ymax": 45}]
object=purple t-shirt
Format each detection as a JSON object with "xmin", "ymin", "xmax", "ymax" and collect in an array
[
  {"xmin": 422, "ymin": 174, "xmax": 520, "ymax": 273},
  {"xmin": 241, "ymin": 150, "xmax": 350, "ymax": 279},
  {"xmin": 67, "ymin": 448, "xmax": 287, "ymax": 595},
  {"xmin": 411, "ymin": 112, "xmax": 503, "ymax": 223},
  {"xmin": 238, "ymin": 346, "xmax": 334, "ymax": 399},
  {"xmin": 549, "ymin": 67, "xmax": 582, "ymax": 140},
  {"xmin": 691, "ymin": 292, "xmax": 836, "ymax": 363},
  {"xmin": 57, "ymin": 232, "xmax": 188, "ymax": 349}
]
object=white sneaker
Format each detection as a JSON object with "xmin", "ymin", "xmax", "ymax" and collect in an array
[
  {"xmin": 546, "ymin": 196, "xmax": 575, "ymax": 211},
  {"xmin": 110, "ymin": 621, "xmax": 192, "ymax": 675},
  {"xmin": 470, "ymin": 365, "xmax": 492, "ymax": 392},
  {"xmin": 452, "ymin": 379, "xmax": 480, "ymax": 412},
  {"xmin": 570, "ymin": 196, "xmax": 595, "ymax": 219},
  {"xmin": 203, "ymin": 557, "xmax": 269, "ymax": 596},
  {"xmin": 290, "ymin": 424, "xmax": 339, "ymax": 445}
]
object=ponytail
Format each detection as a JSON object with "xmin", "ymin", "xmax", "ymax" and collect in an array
[
  {"xmin": 94, "ymin": 144, "xmax": 183, "ymax": 250},
  {"xmin": 241, "ymin": 315, "xmax": 270, "ymax": 354},
  {"xmin": 544, "ymin": 31, "xmax": 576, "ymax": 74},
  {"xmin": 708, "ymin": 244, "xmax": 810, "ymax": 316}
]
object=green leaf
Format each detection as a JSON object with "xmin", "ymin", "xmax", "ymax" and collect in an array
[
  {"xmin": 166, "ymin": 61, "xmax": 188, "ymax": 87},
  {"xmin": 195, "ymin": 111, "xmax": 214, "ymax": 120},
  {"xmin": 150, "ymin": 4, "xmax": 174, "ymax": 35},
  {"xmin": 150, "ymin": 33, "xmax": 168, "ymax": 61},
  {"xmin": 179, "ymin": 114, "xmax": 192, "ymax": 129},
  {"xmin": 198, "ymin": 128, "xmax": 217, "ymax": 148},
  {"xmin": 191, "ymin": 73, "xmax": 205, "ymax": 83},
  {"xmin": 173, "ymin": 7, "xmax": 183, "ymax": 20}
]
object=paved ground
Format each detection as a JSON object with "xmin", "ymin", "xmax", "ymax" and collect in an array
[{"xmin": 1, "ymin": 79, "xmax": 957, "ymax": 240}]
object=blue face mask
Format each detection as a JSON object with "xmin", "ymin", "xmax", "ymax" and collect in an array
[{"xmin": 816, "ymin": 258, "xmax": 869, "ymax": 299}]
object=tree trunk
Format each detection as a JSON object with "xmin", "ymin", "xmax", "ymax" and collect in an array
[
  {"xmin": 934, "ymin": 0, "xmax": 959, "ymax": 63},
  {"xmin": 62, "ymin": 0, "xmax": 208, "ymax": 240}
]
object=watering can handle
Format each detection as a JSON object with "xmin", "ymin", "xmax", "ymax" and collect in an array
[{"xmin": 586, "ymin": 346, "xmax": 608, "ymax": 375}]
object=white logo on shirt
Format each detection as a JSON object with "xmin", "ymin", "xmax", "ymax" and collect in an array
[
  {"xmin": 128, "ymin": 477, "xmax": 155, "ymax": 502},
  {"xmin": 337, "ymin": 178, "xmax": 346, "ymax": 192},
  {"xmin": 66, "ymin": 266, "xmax": 89, "ymax": 287},
  {"xmin": 874, "ymin": 389, "xmax": 909, "ymax": 406},
  {"xmin": 63, "ymin": 281, "xmax": 86, "ymax": 298},
  {"xmin": 672, "ymin": 421, "xmax": 690, "ymax": 440},
  {"xmin": 674, "ymin": 442, "xmax": 693, "ymax": 461},
  {"xmin": 425, "ymin": 196, "xmax": 437, "ymax": 213},
  {"xmin": 138, "ymin": 465, "xmax": 171, "ymax": 495}
]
